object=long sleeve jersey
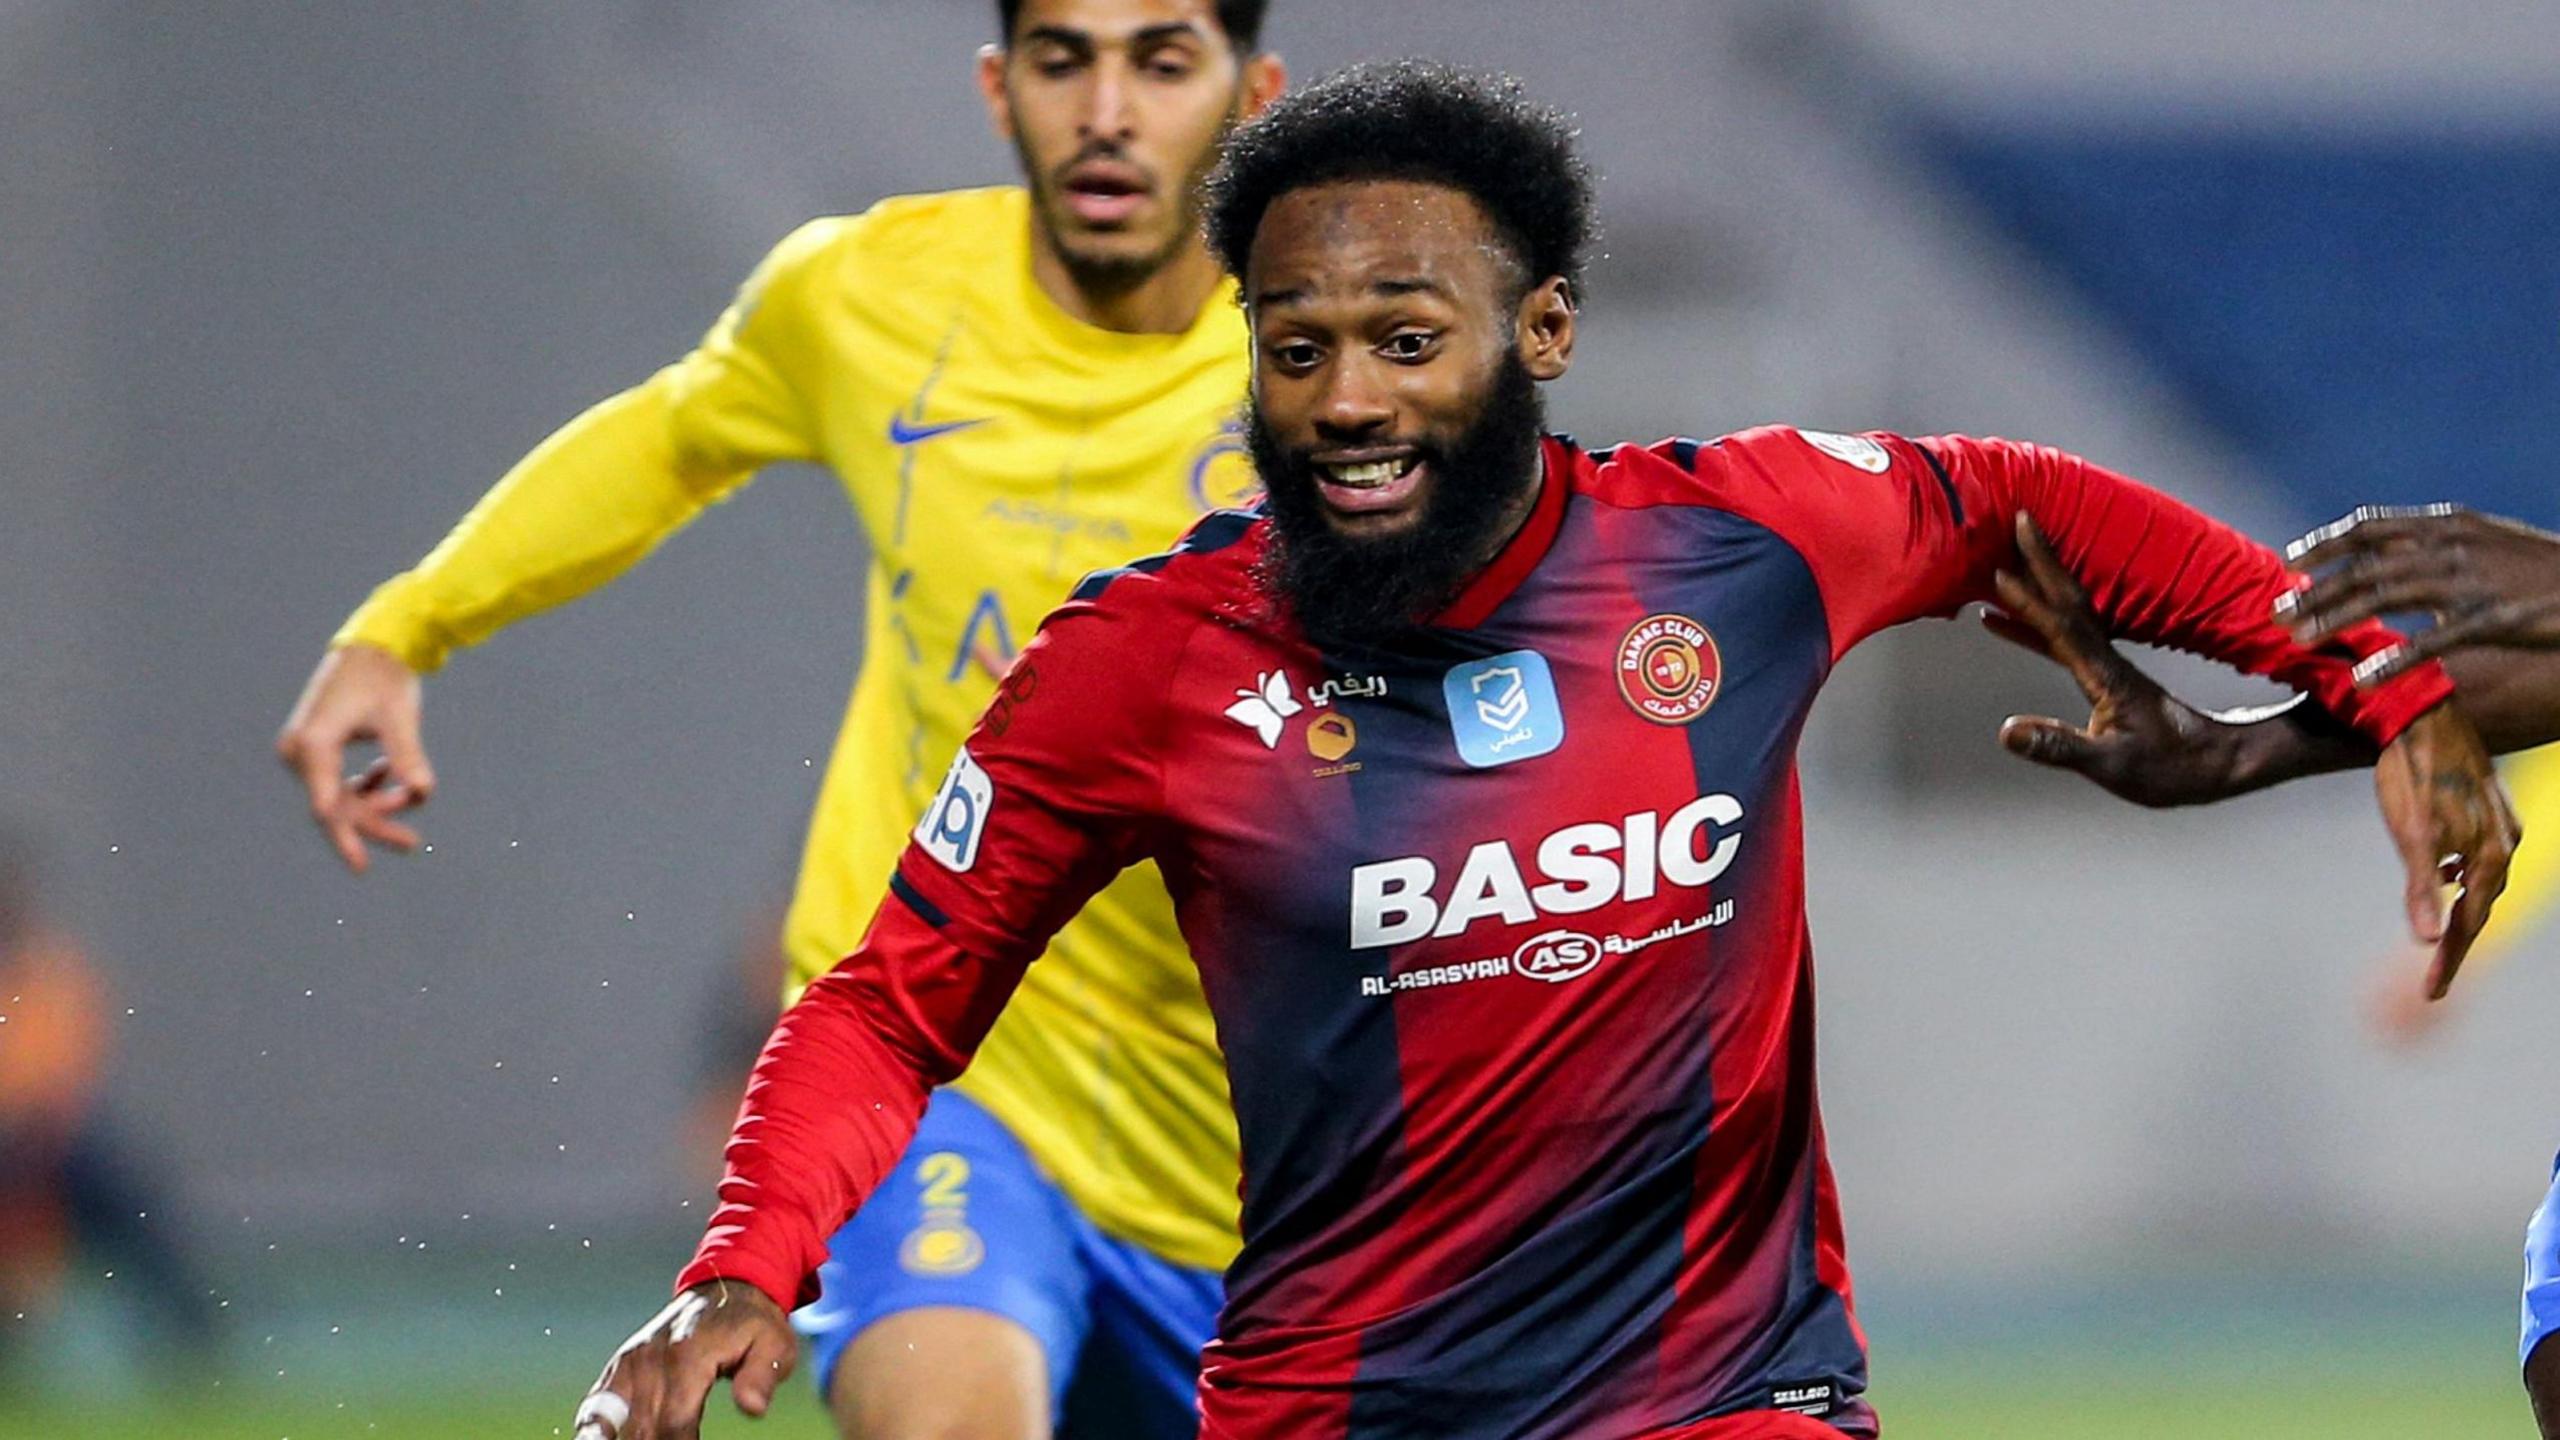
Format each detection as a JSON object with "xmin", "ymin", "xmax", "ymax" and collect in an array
[
  {"xmin": 680, "ymin": 426, "xmax": 2450, "ymax": 1439},
  {"xmin": 332, "ymin": 188, "xmax": 1255, "ymax": 1270}
]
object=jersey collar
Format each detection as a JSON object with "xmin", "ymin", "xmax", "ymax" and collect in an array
[{"xmin": 1431, "ymin": 435, "xmax": 1574, "ymax": 630}]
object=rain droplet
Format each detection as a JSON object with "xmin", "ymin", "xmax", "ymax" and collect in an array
[
  {"xmin": 422, "ymin": 844, "xmax": 434, "ymax": 854},
  {"xmin": 623, "ymin": 912, "xmax": 634, "ymax": 922}
]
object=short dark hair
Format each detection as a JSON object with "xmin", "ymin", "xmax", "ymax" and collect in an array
[
  {"xmin": 1204, "ymin": 59, "xmax": 1594, "ymax": 292},
  {"xmin": 997, "ymin": 0, "xmax": 1268, "ymax": 51}
]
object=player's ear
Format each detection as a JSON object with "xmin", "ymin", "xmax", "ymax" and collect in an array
[
  {"xmin": 976, "ymin": 44, "xmax": 1017, "ymax": 144},
  {"xmin": 1237, "ymin": 51, "xmax": 1287, "ymax": 122},
  {"xmin": 1518, "ymin": 276, "xmax": 1575, "ymax": 382}
]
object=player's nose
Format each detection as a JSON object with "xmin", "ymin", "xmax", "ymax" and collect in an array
[
  {"xmin": 1313, "ymin": 359, "xmax": 1394, "ymax": 439},
  {"xmin": 1081, "ymin": 58, "xmax": 1137, "ymax": 141}
]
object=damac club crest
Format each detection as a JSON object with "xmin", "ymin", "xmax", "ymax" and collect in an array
[{"xmin": 1616, "ymin": 614, "xmax": 1721, "ymax": 725}]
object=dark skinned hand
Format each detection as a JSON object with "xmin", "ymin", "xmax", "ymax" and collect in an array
[
  {"xmin": 1983, "ymin": 513, "xmax": 2282, "ymax": 808},
  {"xmin": 572, "ymin": 1279, "xmax": 796, "ymax": 1440},
  {"xmin": 1987, "ymin": 512, "xmax": 2519, "ymax": 999},
  {"xmin": 2281, "ymin": 504, "xmax": 2560, "ymax": 683}
]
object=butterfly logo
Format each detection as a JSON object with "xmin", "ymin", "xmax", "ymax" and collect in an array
[{"xmin": 1223, "ymin": 671, "xmax": 1304, "ymax": 749}]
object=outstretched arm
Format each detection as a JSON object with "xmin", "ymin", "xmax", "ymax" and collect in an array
[
  {"xmin": 570, "ymin": 561, "xmax": 1182, "ymax": 1439},
  {"xmin": 1989, "ymin": 517, "xmax": 2525, "ymax": 998},
  {"xmin": 278, "ymin": 219, "xmax": 840, "ymax": 872}
]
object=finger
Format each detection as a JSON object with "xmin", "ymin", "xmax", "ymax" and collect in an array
[
  {"xmin": 1980, "ymin": 607, "xmax": 2055, "ymax": 660},
  {"xmin": 2291, "ymin": 570, "xmax": 2473, "ymax": 641},
  {"xmin": 2401, "ymin": 853, "xmax": 2447, "ymax": 948},
  {"xmin": 350, "ymin": 807, "xmax": 422, "ymax": 855},
  {"xmin": 1992, "ymin": 569, "xmax": 2128, "ymax": 711},
  {"xmin": 2012, "ymin": 513, "xmax": 2094, "ymax": 613},
  {"xmin": 729, "ymin": 1321, "xmax": 797, "ymax": 1418},
  {"xmin": 286, "ymin": 734, "xmax": 369, "ymax": 872},
  {"xmin": 1998, "ymin": 714, "xmax": 2105, "ymax": 773},
  {"xmin": 2285, "ymin": 504, "xmax": 2461, "ymax": 569},
  {"xmin": 654, "ymin": 1340, "xmax": 740, "ymax": 1440},
  {"xmin": 2352, "ymin": 604, "xmax": 2533, "ymax": 686},
  {"xmin": 2432, "ymin": 832, "xmax": 2515, "ymax": 1000},
  {"xmin": 376, "ymin": 717, "xmax": 437, "ymax": 806},
  {"xmin": 574, "ymin": 1386, "xmax": 635, "ymax": 1440}
]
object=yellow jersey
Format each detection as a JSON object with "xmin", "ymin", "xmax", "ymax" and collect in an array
[{"xmin": 338, "ymin": 187, "xmax": 1254, "ymax": 1270}]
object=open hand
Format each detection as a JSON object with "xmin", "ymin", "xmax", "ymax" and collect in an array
[
  {"xmin": 1984, "ymin": 514, "xmax": 2268, "ymax": 807},
  {"xmin": 574, "ymin": 1280, "xmax": 797, "ymax": 1440},
  {"xmin": 2372, "ymin": 703, "xmax": 2519, "ymax": 999},
  {"xmin": 2282, "ymin": 504, "xmax": 2560, "ymax": 683}
]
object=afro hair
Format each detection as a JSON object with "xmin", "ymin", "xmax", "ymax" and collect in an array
[{"xmin": 1203, "ymin": 59, "xmax": 1595, "ymax": 293}]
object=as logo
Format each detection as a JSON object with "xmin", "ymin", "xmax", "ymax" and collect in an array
[
  {"xmin": 1224, "ymin": 671, "xmax": 1303, "ymax": 749},
  {"xmin": 1617, "ymin": 614, "xmax": 1721, "ymax": 725},
  {"xmin": 1443, "ymin": 650, "xmax": 1564, "ymax": 768},
  {"xmin": 914, "ymin": 747, "xmax": 992, "ymax": 873},
  {"xmin": 1512, "ymin": 929, "xmax": 1603, "ymax": 984}
]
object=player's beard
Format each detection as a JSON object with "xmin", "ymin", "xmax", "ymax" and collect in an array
[
  {"xmin": 1250, "ymin": 353, "xmax": 1547, "ymax": 651},
  {"xmin": 1017, "ymin": 111, "xmax": 1235, "ymax": 300}
]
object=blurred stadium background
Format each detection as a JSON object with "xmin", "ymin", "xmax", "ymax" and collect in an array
[{"xmin": 4, "ymin": 1, "xmax": 2558, "ymax": 1435}]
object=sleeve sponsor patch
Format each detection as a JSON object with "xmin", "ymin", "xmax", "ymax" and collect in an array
[{"xmin": 914, "ymin": 747, "xmax": 993, "ymax": 873}]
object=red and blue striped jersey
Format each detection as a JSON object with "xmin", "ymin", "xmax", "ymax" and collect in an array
[{"xmin": 682, "ymin": 427, "xmax": 2448, "ymax": 1439}]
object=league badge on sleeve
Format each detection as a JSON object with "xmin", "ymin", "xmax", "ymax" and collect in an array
[
  {"xmin": 1617, "ymin": 614, "xmax": 1721, "ymax": 725},
  {"xmin": 1443, "ymin": 650, "xmax": 1564, "ymax": 768},
  {"xmin": 914, "ymin": 747, "xmax": 993, "ymax": 873},
  {"xmin": 1795, "ymin": 428, "xmax": 1891, "ymax": 473}
]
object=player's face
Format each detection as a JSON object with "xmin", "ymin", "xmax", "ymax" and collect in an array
[
  {"xmin": 981, "ymin": 0, "xmax": 1275, "ymax": 292},
  {"xmin": 1246, "ymin": 180, "xmax": 1574, "ymax": 541},
  {"xmin": 1244, "ymin": 179, "xmax": 1576, "ymax": 643}
]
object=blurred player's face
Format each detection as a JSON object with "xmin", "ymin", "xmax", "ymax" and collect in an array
[
  {"xmin": 1244, "ymin": 180, "xmax": 1576, "ymax": 644},
  {"xmin": 981, "ymin": 0, "xmax": 1281, "ymax": 297}
]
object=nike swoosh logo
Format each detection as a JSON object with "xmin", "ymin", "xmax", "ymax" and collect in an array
[{"xmin": 888, "ymin": 414, "xmax": 989, "ymax": 446}]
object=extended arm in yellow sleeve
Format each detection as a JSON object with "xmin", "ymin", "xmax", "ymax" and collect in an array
[{"xmin": 334, "ymin": 218, "xmax": 851, "ymax": 672}]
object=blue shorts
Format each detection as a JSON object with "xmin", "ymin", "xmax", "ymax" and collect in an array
[
  {"xmin": 793, "ymin": 1089, "xmax": 1222, "ymax": 1437},
  {"xmin": 2525, "ymin": 1151, "xmax": 2560, "ymax": 1367}
]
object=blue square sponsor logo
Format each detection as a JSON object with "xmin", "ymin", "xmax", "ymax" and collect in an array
[
  {"xmin": 913, "ymin": 747, "xmax": 992, "ymax": 873},
  {"xmin": 1443, "ymin": 650, "xmax": 1565, "ymax": 768}
]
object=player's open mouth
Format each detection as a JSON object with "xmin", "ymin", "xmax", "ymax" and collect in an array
[
  {"xmin": 1061, "ymin": 163, "xmax": 1151, "ymax": 227},
  {"xmin": 1314, "ymin": 451, "xmax": 1427, "ymax": 516}
]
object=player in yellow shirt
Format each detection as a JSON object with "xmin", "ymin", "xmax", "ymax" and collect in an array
[{"xmin": 274, "ymin": 3, "xmax": 1283, "ymax": 1435}]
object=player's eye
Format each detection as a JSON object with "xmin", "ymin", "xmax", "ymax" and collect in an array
[
  {"xmin": 1027, "ymin": 49, "xmax": 1084, "ymax": 78},
  {"xmin": 1268, "ymin": 340, "xmax": 1324, "ymax": 372},
  {"xmin": 1140, "ymin": 48, "xmax": 1199, "ymax": 79},
  {"xmin": 1380, "ymin": 331, "xmax": 1438, "ymax": 362}
]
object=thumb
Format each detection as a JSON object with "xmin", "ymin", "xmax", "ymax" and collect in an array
[
  {"xmin": 1998, "ymin": 715, "xmax": 2102, "ymax": 773},
  {"xmin": 2400, "ymin": 857, "xmax": 2446, "ymax": 946},
  {"xmin": 729, "ymin": 1319, "xmax": 797, "ymax": 1418}
]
